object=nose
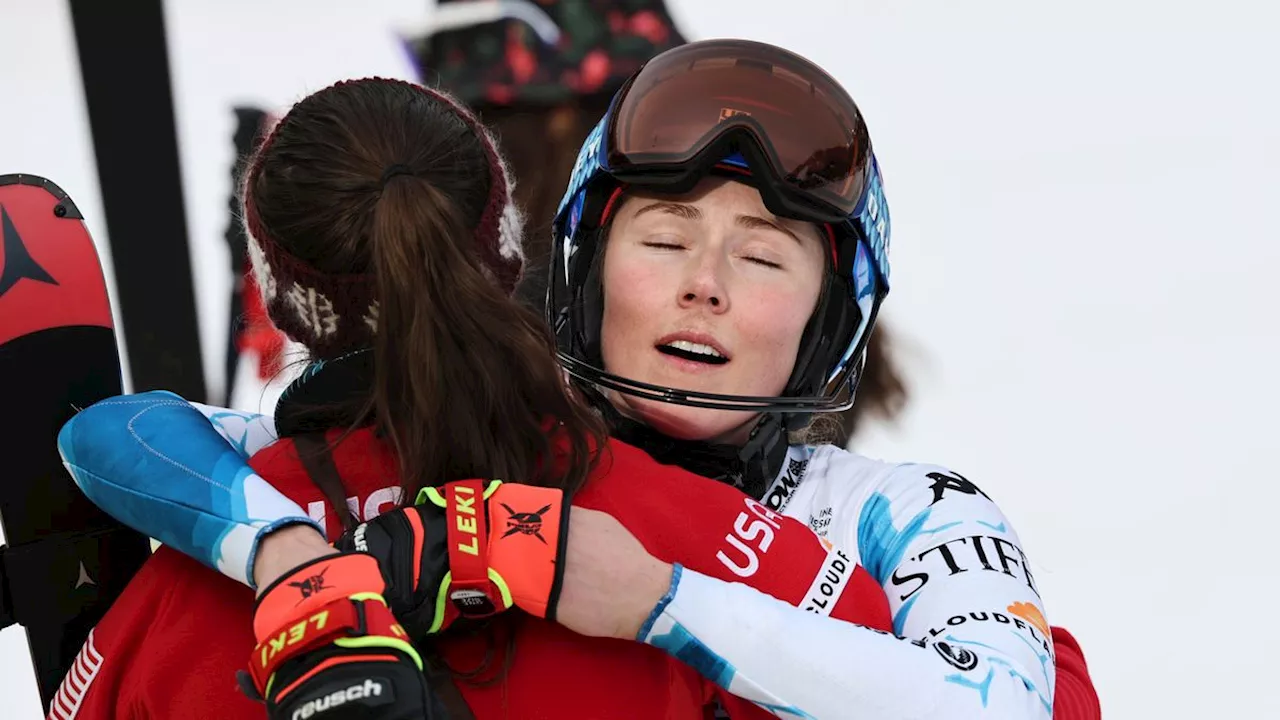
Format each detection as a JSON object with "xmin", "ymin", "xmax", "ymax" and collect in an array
[{"xmin": 677, "ymin": 251, "xmax": 730, "ymax": 314}]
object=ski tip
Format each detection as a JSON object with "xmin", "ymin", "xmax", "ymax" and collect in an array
[{"xmin": 0, "ymin": 174, "xmax": 83, "ymax": 219}]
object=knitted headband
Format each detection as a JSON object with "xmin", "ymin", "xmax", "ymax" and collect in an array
[{"xmin": 242, "ymin": 77, "xmax": 525, "ymax": 359}]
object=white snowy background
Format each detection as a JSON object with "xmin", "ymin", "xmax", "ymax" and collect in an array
[{"xmin": 3, "ymin": 0, "xmax": 1278, "ymax": 717}]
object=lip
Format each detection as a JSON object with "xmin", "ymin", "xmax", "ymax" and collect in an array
[{"xmin": 654, "ymin": 331, "xmax": 732, "ymax": 370}]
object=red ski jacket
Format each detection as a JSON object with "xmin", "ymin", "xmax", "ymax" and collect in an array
[{"xmin": 50, "ymin": 428, "xmax": 1099, "ymax": 718}]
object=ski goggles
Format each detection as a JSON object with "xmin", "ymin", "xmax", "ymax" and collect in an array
[{"xmin": 600, "ymin": 38, "xmax": 873, "ymax": 225}]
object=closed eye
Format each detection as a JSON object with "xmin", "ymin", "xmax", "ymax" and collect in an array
[{"xmin": 746, "ymin": 256, "xmax": 782, "ymax": 269}]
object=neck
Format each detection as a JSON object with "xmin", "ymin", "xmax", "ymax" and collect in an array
[
  {"xmin": 597, "ymin": 397, "xmax": 790, "ymax": 499},
  {"xmin": 606, "ymin": 392, "xmax": 760, "ymax": 446}
]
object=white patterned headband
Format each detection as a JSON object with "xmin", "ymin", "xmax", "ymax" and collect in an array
[{"xmin": 241, "ymin": 77, "xmax": 525, "ymax": 358}]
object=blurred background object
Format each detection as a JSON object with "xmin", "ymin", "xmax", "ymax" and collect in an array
[{"xmin": 66, "ymin": 0, "xmax": 208, "ymax": 402}]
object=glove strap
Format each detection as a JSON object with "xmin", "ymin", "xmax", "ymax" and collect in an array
[
  {"xmin": 248, "ymin": 593, "xmax": 417, "ymax": 698},
  {"xmin": 419, "ymin": 479, "xmax": 563, "ymax": 631},
  {"xmin": 441, "ymin": 480, "xmax": 510, "ymax": 622}
]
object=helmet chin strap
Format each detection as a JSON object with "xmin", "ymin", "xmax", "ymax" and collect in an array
[
  {"xmin": 588, "ymin": 383, "xmax": 791, "ymax": 499},
  {"xmin": 736, "ymin": 412, "xmax": 791, "ymax": 497},
  {"xmin": 607, "ymin": 386, "xmax": 761, "ymax": 444}
]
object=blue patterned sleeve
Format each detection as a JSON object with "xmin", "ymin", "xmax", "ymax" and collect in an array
[{"xmin": 57, "ymin": 390, "xmax": 322, "ymax": 589}]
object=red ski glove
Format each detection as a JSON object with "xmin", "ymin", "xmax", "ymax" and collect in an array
[
  {"xmin": 238, "ymin": 553, "xmax": 438, "ymax": 719},
  {"xmin": 333, "ymin": 479, "xmax": 570, "ymax": 638}
]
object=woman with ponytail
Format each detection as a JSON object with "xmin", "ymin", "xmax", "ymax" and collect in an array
[{"xmin": 241, "ymin": 77, "xmax": 601, "ymax": 505}]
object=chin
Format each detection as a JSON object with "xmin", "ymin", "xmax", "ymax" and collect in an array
[{"xmin": 617, "ymin": 394, "xmax": 759, "ymax": 445}]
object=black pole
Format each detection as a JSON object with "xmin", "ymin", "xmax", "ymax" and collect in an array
[
  {"xmin": 68, "ymin": 0, "xmax": 207, "ymax": 401},
  {"xmin": 223, "ymin": 107, "xmax": 270, "ymax": 406}
]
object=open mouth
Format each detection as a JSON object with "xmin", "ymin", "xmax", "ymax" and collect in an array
[{"xmin": 657, "ymin": 340, "xmax": 730, "ymax": 366}]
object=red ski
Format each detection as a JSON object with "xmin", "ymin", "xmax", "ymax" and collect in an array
[{"xmin": 0, "ymin": 174, "xmax": 151, "ymax": 713}]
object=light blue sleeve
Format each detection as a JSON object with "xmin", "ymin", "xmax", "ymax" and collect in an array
[
  {"xmin": 57, "ymin": 390, "xmax": 323, "ymax": 589},
  {"xmin": 635, "ymin": 457, "xmax": 1054, "ymax": 719},
  {"xmin": 857, "ymin": 463, "xmax": 1055, "ymax": 715}
]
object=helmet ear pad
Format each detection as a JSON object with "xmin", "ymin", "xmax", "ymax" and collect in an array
[
  {"xmin": 579, "ymin": 229, "xmax": 609, "ymax": 369},
  {"xmin": 781, "ymin": 265, "xmax": 861, "ymax": 431},
  {"xmin": 554, "ymin": 181, "xmax": 614, "ymax": 370}
]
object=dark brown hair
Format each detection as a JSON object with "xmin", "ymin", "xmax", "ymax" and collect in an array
[
  {"xmin": 476, "ymin": 94, "xmax": 616, "ymax": 312},
  {"xmin": 248, "ymin": 80, "xmax": 605, "ymax": 502}
]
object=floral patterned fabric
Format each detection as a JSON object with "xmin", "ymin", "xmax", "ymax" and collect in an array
[{"xmin": 405, "ymin": 0, "xmax": 688, "ymax": 106}]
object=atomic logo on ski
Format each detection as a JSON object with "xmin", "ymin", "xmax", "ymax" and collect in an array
[
  {"xmin": 0, "ymin": 204, "xmax": 57, "ymax": 298},
  {"xmin": 75, "ymin": 561, "xmax": 96, "ymax": 589}
]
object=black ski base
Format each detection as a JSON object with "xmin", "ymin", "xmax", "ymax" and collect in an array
[{"xmin": 1, "ymin": 317, "xmax": 151, "ymax": 710}]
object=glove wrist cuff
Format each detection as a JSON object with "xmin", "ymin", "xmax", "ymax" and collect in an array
[
  {"xmin": 253, "ymin": 552, "xmax": 386, "ymax": 640},
  {"xmin": 248, "ymin": 593, "xmax": 415, "ymax": 699}
]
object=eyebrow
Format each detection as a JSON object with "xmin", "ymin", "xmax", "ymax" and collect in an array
[
  {"xmin": 632, "ymin": 201, "xmax": 802, "ymax": 244},
  {"xmin": 633, "ymin": 201, "xmax": 701, "ymax": 221},
  {"xmin": 736, "ymin": 214, "xmax": 801, "ymax": 245}
]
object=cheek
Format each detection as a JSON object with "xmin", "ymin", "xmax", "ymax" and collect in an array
[
  {"xmin": 737, "ymin": 283, "xmax": 821, "ymax": 378},
  {"xmin": 600, "ymin": 249, "xmax": 664, "ymax": 360}
]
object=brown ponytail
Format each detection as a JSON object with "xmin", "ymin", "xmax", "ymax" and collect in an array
[
  {"xmin": 369, "ymin": 175, "xmax": 603, "ymax": 499},
  {"xmin": 244, "ymin": 78, "xmax": 605, "ymax": 501}
]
